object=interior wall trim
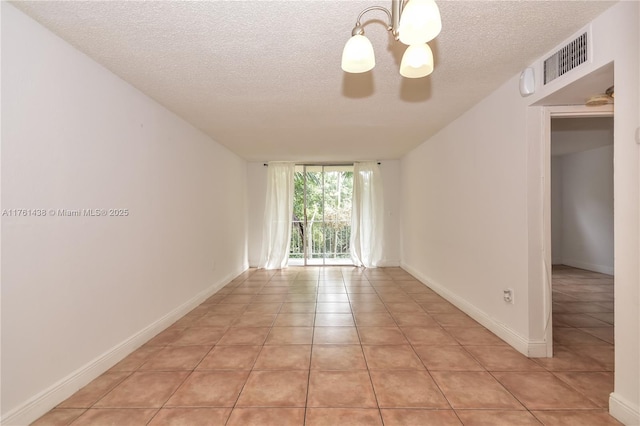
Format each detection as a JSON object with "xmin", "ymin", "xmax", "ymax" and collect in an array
[
  {"xmin": 400, "ymin": 262, "xmax": 548, "ymax": 358},
  {"xmin": 0, "ymin": 266, "xmax": 247, "ymax": 426},
  {"xmin": 609, "ymin": 392, "xmax": 640, "ymax": 426}
]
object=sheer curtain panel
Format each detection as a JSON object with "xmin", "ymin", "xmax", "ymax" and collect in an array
[
  {"xmin": 259, "ymin": 162, "xmax": 295, "ymax": 269},
  {"xmin": 350, "ymin": 161, "xmax": 384, "ymax": 267}
]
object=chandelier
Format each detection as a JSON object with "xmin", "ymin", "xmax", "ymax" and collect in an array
[{"xmin": 341, "ymin": 0, "xmax": 442, "ymax": 78}]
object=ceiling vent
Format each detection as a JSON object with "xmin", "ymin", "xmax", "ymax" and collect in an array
[{"xmin": 543, "ymin": 32, "xmax": 589, "ymax": 85}]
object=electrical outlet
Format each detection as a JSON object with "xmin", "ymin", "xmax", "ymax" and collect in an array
[{"xmin": 503, "ymin": 289, "xmax": 514, "ymax": 304}]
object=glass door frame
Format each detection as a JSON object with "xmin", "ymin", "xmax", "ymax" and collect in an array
[{"xmin": 293, "ymin": 163, "xmax": 354, "ymax": 266}]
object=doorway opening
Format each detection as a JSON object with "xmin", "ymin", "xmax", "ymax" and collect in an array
[
  {"xmin": 289, "ymin": 164, "xmax": 354, "ymax": 266},
  {"xmin": 550, "ymin": 113, "xmax": 615, "ymax": 351}
]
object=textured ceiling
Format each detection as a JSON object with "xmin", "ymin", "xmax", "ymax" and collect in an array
[{"xmin": 13, "ymin": 0, "xmax": 617, "ymax": 162}]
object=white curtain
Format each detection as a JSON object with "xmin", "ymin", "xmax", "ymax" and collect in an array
[
  {"xmin": 259, "ymin": 162, "xmax": 295, "ymax": 269},
  {"xmin": 350, "ymin": 161, "xmax": 384, "ymax": 267}
]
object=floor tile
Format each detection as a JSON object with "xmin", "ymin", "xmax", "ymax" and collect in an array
[
  {"xmin": 58, "ymin": 372, "xmax": 130, "ymax": 408},
  {"xmin": 244, "ymin": 302, "xmax": 283, "ymax": 313},
  {"xmin": 431, "ymin": 371, "xmax": 524, "ymax": 410},
  {"xmin": 207, "ymin": 304, "xmax": 248, "ymax": 314},
  {"xmin": 313, "ymin": 327, "xmax": 360, "ymax": 344},
  {"xmin": 305, "ymin": 408, "xmax": 382, "ymax": 425},
  {"xmin": 274, "ymin": 313, "xmax": 315, "ymax": 327},
  {"xmin": 68, "ymin": 408, "xmax": 158, "ymax": 425},
  {"xmin": 236, "ymin": 370, "xmax": 308, "ymax": 407},
  {"xmin": 232, "ymin": 313, "xmax": 277, "ymax": 327},
  {"xmin": 463, "ymin": 345, "xmax": 544, "ymax": 371},
  {"xmin": 358, "ymin": 327, "xmax": 408, "ymax": 345},
  {"xmin": 30, "ymin": 409, "xmax": 86, "ymax": 426},
  {"xmin": 307, "ymin": 370, "xmax": 377, "ymax": 408},
  {"xmin": 196, "ymin": 345, "xmax": 261, "ymax": 370},
  {"xmin": 265, "ymin": 327, "xmax": 313, "ymax": 345},
  {"xmin": 139, "ymin": 345, "xmax": 210, "ymax": 371},
  {"xmin": 353, "ymin": 312, "xmax": 396, "ymax": 326},
  {"xmin": 532, "ymin": 346, "xmax": 607, "ymax": 371},
  {"xmin": 227, "ymin": 408, "xmax": 305, "ymax": 426},
  {"xmin": 553, "ymin": 371, "xmax": 614, "ymax": 407},
  {"xmin": 148, "ymin": 408, "xmax": 231, "ymax": 425},
  {"xmin": 492, "ymin": 371, "xmax": 598, "ymax": 410},
  {"xmin": 196, "ymin": 313, "xmax": 239, "ymax": 327},
  {"xmin": 570, "ymin": 344, "xmax": 615, "ymax": 370},
  {"xmin": 413, "ymin": 345, "xmax": 484, "ymax": 371},
  {"xmin": 391, "ymin": 312, "xmax": 439, "ymax": 327},
  {"xmin": 553, "ymin": 314, "xmax": 611, "ymax": 328},
  {"xmin": 420, "ymin": 301, "xmax": 463, "ymax": 314},
  {"xmin": 445, "ymin": 327, "xmax": 506, "ymax": 346},
  {"xmin": 370, "ymin": 370, "xmax": 449, "ymax": 408},
  {"xmin": 380, "ymin": 409, "xmax": 461, "ymax": 425},
  {"xmin": 553, "ymin": 328, "xmax": 611, "ymax": 346},
  {"xmin": 109, "ymin": 345, "xmax": 164, "ymax": 372},
  {"xmin": 146, "ymin": 328, "xmax": 184, "ymax": 346},
  {"xmin": 217, "ymin": 327, "xmax": 270, "ymax": 345},
  {"xmin": 171, "ymin": 327, "xmax": 227, "ymax": 346},
  {"xmin": 400, "ymin": 327, "xmax": 459, "ymax": 345},
  {"xmin": 455, "ymin": 410, "xmax": 542, "ymax": 425},
  {"xmin": 531, "ymin": 410, "xmax": 623, "ymax": 425},
  {"xmin": 310, "ymin": 345, "xmax": 367, "ymax": 370},
  {"xmin": 317, "ymin": 293, "xmax": 348, "ymax": 302},
  {"xmin": 34, "ymin": 266, "xmax": 622, "ymax": 426},
  {"xmin": 350, "ymin": 302, "xmax": 388, "ymax": 313},
  {"xmin": 431, "ymin": 313, "xmax": 480, "ymax": 327},
  {"xmin": 315, "ymin": 313, "xmax": 355, "ymax": 327},
  {"xmin": 253, "ymin": 345, "xmax": 311, "ymax": 370},
  {"xmin": 362, "ymin": 345, "xmax": 424, "ymax": 370},
  {"xmin": 578, "ymin": 327, "xmax": 614, "ymax": 344},
  {"xmin": 280, "ymin": 302, "xmax": 317, "ymax": 313},
  {"xmin": 385, "ymin": 302, "xmax": 423, "ymax": 313},
  {"xmin": 165, "ymin": 371, "xmax": 249, "ymax": 407},
  {"xmin": 316, "ymin": 303, "xmax": 351, "ymax": 313},
  {"xmin": 94, "ymin": 371, "xmax": 189, "ymax": 408}
]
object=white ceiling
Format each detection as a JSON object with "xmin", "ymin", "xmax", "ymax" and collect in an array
[{"xmin": 13, "ymin": 0, "xmax": 617, "ymax": 162}]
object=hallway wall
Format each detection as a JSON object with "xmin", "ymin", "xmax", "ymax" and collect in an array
[
  {"xmin": 1, "ymin": 4, "xmax": 248, "ymax": 423},
  {"xmin": 401, "ymin": 2, "xmax": 639, "ymax": 423},
  {"xmin": 552, "ymin": 145, "xmax": 614, "ymax": 274}
]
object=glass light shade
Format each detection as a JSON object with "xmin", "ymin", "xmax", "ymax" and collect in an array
[
  {"xmin": 400, "ymin": 44, "xmax": 434, "ymax": 78},
  {"xmin": 398, "ymin": 0, "xmax": 442, "ymax": 45},
  {"xmin": 341, "ymin": 34, "xmax": 375, "ymax": 73}
]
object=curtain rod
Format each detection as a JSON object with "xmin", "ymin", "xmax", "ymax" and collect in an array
[{"xmin": 263, "ymin": 162, "xmax": 381, "ymax": 166}]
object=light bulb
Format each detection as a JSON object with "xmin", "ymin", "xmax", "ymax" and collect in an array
[
  {"xmin": 341, "ymin": 34, "xmax": 375, "ymax": 73},
  {"xmin": 398, "ymin": 0, "xmax": 442, "ymax": 45},
  {"xmin": 400, "ymin": 44, "xmax": 434, "ymax": 78}
]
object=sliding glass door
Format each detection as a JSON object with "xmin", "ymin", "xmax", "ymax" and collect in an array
[{"xmin": 290, "ymin": 165, "xmax": 353, "ymax": 266}]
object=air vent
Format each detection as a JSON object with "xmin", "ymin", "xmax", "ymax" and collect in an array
[{"xmin": 543, "ymin": 32, "xmax": 588, "ymax": 85}]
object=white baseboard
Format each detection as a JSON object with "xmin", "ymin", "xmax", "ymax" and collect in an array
[
  {"xmin": 1, "ymin": 267, "xmax": 245, "ymax": 426},
  {"xmin": 400, "ymin": 262, "xmax": 547, "ymax": 358},
  {"xmin": 562, "ymin": 259, "xmax": 614, "ymax": 276},
  {"xmin": 610, "ymin": 393, "xmax": 640, "ymax": 426}
]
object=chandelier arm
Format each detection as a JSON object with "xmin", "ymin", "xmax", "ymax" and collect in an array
[{"xmin": 355, "ymin": 6, "xmax": 393, "ymax": 31}]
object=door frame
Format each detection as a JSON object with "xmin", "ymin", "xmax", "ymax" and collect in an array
[
  {"xmin": 541, "ymin": 104, "xmax": 614, "ymax": 356},
  {"xmin": 293, "ymin": 163, "xmax": 354, "ymax": 266}
]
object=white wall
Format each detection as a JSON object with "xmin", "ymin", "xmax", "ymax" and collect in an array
[
  {"xmin": 247, "ymin": 160, "xmax": 401, "ymax": 267},
  {"xmin": 401, "ymin": 2, "xmax": 639, "ymax": 424},
  {"xmin": 1, "ymin": 4, "xmax": 248, "ymax": 424},
  {"xmin": 552, "ymin": 145, "xmax": 614, "ymax": 274},
  {"xmin": 551, "ymin": 158, "xmax": 564, "ymax": 264},
  {"xmin": 400, "ymin": 73, "xmax": 532, "ymax": 350}
]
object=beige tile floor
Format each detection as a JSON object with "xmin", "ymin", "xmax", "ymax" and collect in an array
[{"xmin": 33, "ymin": 266, "xmax": 620, "ymax": 425}]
